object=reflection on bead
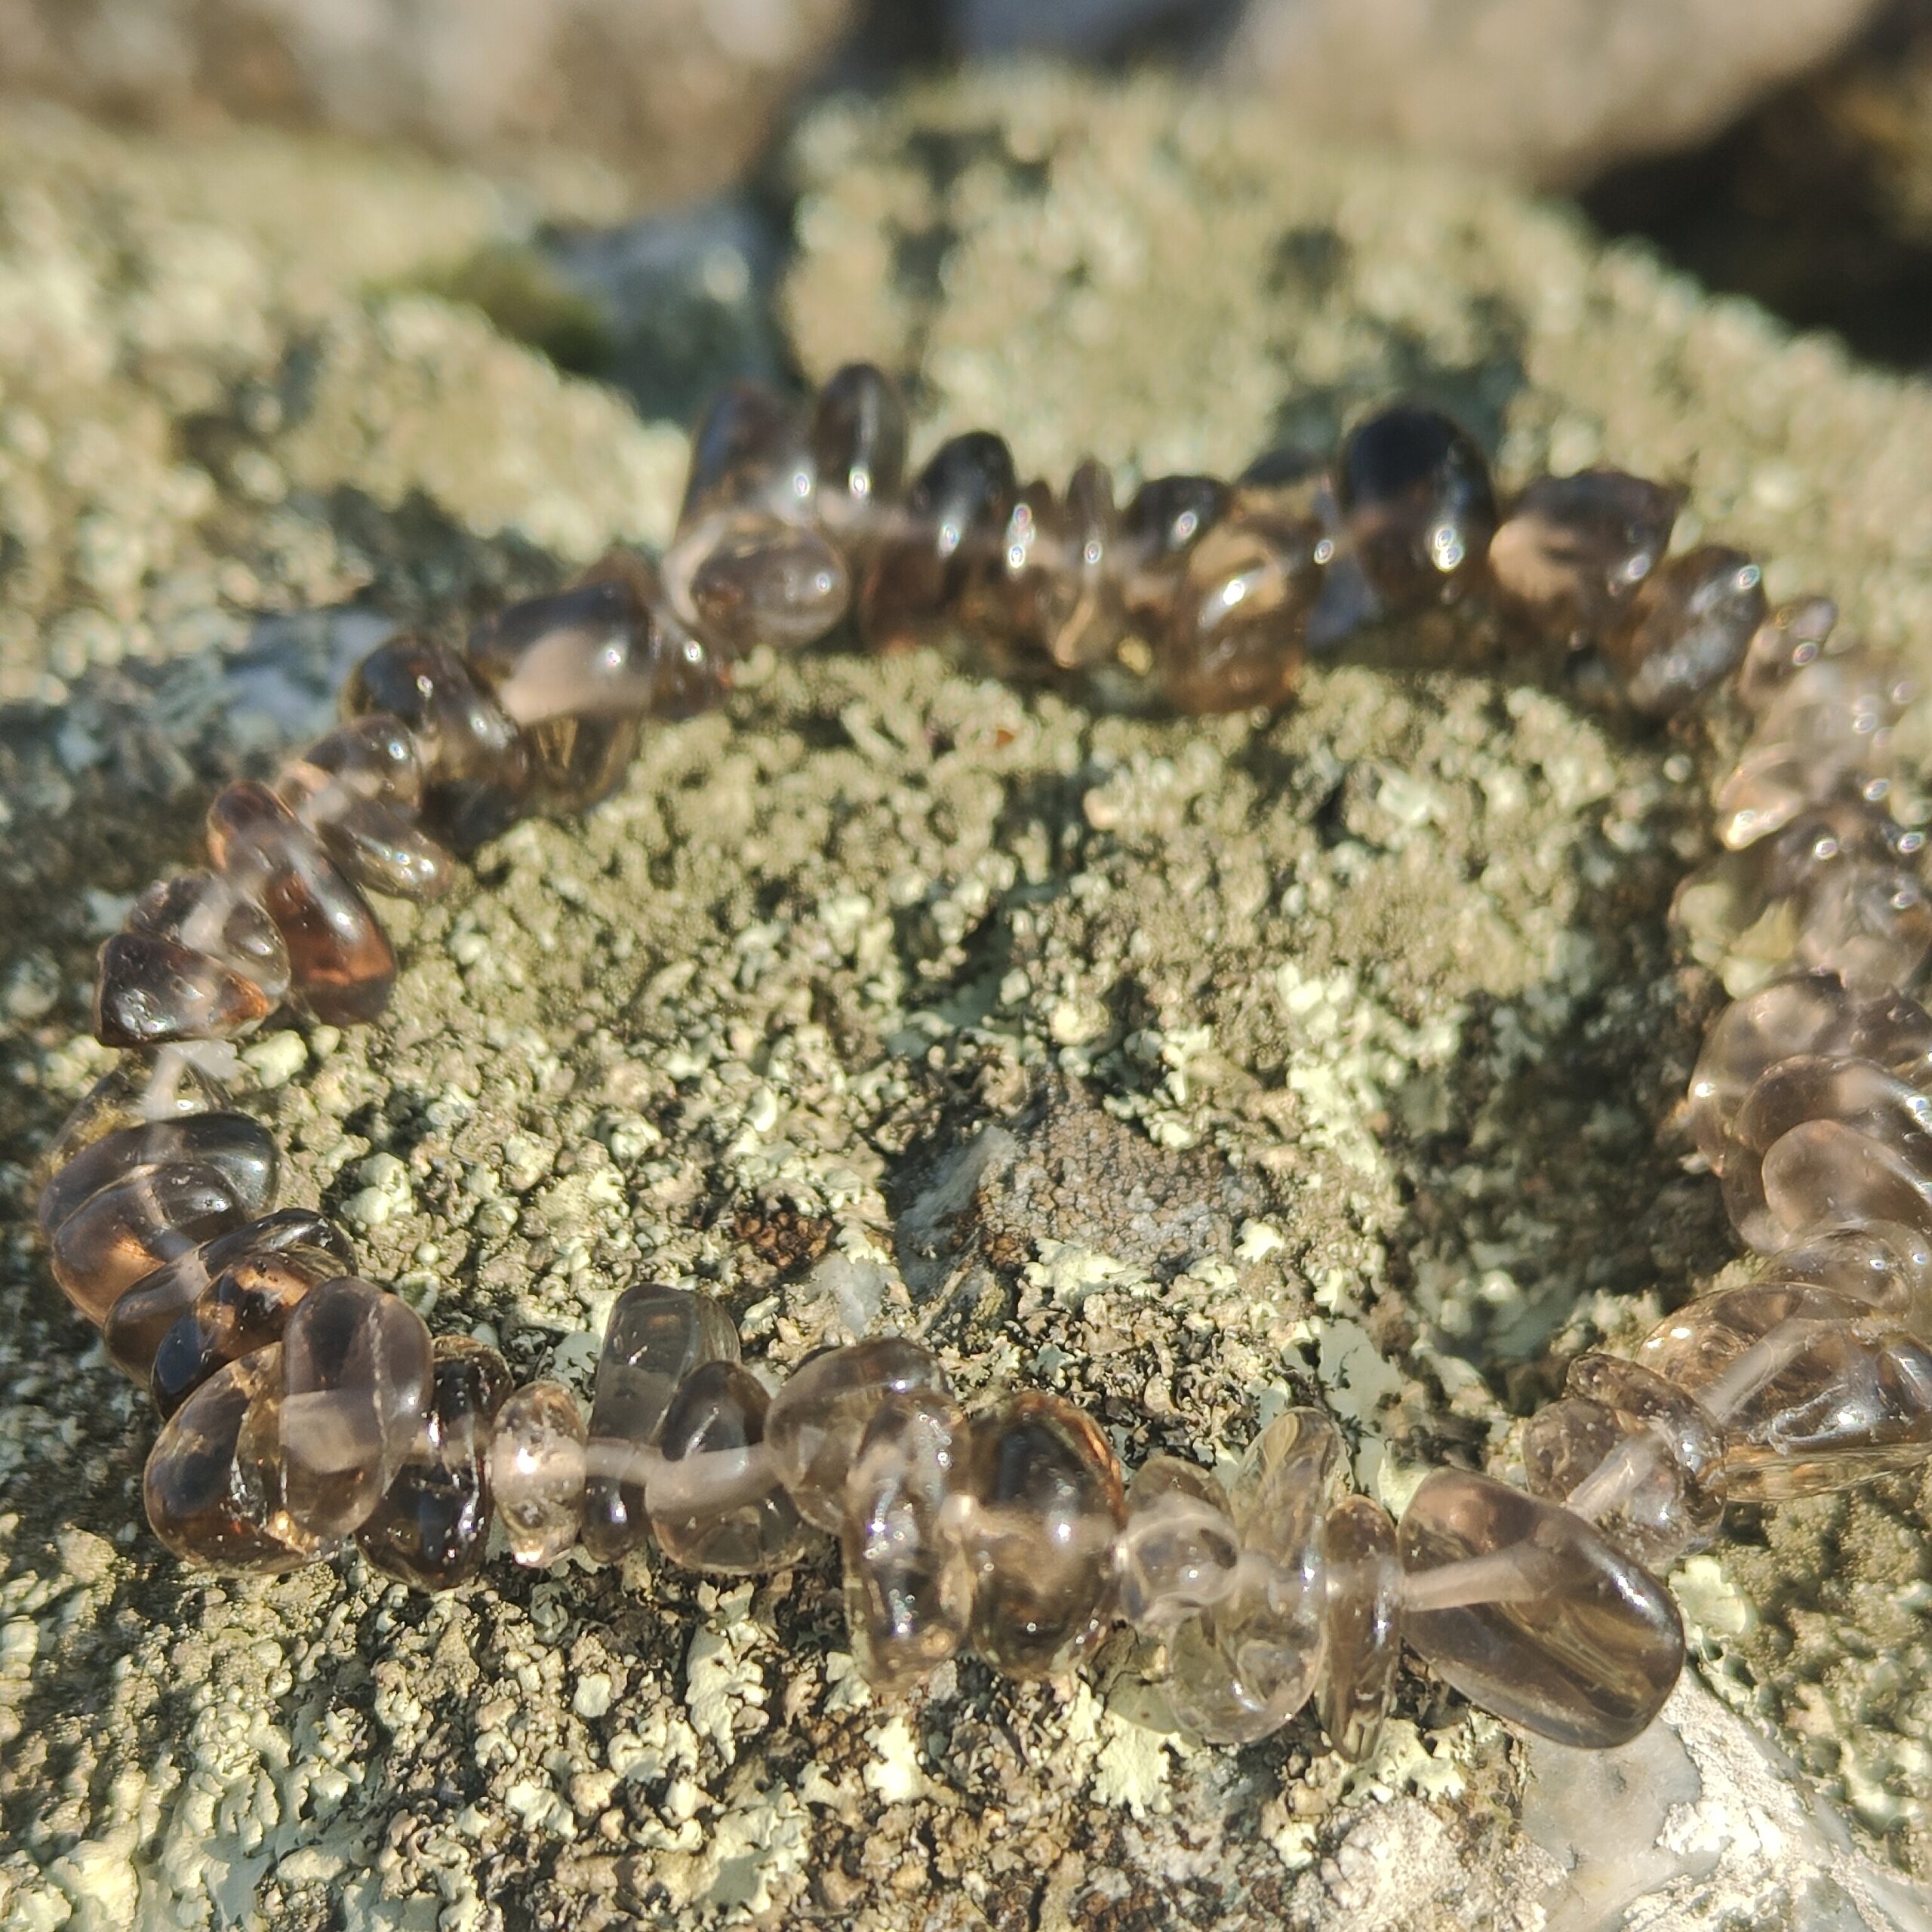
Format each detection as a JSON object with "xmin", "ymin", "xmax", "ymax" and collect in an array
[
  {"xmin": 358, "ymin": 1335, "xmax": 511, "ymax": 1590},
  {"xmin": 669, "ymin": 510, "xmax": 851, "ymax": 655},
  {"xmin": 651, "ymin": 1359, "xmax": 815, "ymax": 1574},
  {"xmin": 1737, "ymin": 595, "xmax": 1838, "ymax": 715},
  {"xmin": 810, "ymin": 362, "xmax": 909, "ymax": 536},
  {"xmin": 840, "ymin": 1388, "xmax": 973, "ymax": 1696},
  {"xmin": 681, "ymin": 378, "xmax": 806, "ymax": 525},
  {"xmin": 491, "ymin": 1380, "xmax": 589, "ymax": 1569},
  {"xmin": 49, "ymin": 1161, "xmax": 251, "ymax": 1325},
  {"xmin": 764, "ymin": 1336, "xmax": 949, "ymax": 1531},
  {"xmin": 1316, "ymin": 1494, "xmax": 1402, "ymax": 1763},
  {"xmin": 1158, "ymin": 506, "xmax": 1322, "ymax": 714},
  {"xmin": 94, "ymin": 932, "xmax": 273, "ymax": 1048},
  {"xmin": 1334, "ymin": 404, "xmax": 1496, "ymax": 608},
  {"xmin": 1486, "ymin": 468, "xmax": 1678, "ymax": 646},
  {"xmin": 278, "ymin": 1277, "xmax": 435, "ymax": 1540},
  {"xmin": 963, "ymin": 1390, "xmax": 1125, "ymax": 1680},
  {"xmin": 1398, "ymin": 1466, "xmax": 1683, "ymax": 1749},
  {"xmin": 583, "ymin": 1281, "xmax": 740, "ymax": 1563}
]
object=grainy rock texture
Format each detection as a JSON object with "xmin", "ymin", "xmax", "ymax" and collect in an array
[{"xmin": 5, "ymin": 69, "xmax": 1932, "ymax": 1931}]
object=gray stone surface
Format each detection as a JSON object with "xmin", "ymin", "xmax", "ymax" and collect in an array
[{"xmin": 5, "ymin": 67, "xmax": 1932, "ymax": 1930}]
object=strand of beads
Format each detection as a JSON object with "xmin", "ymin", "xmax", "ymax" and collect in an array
[{"xmin": 37, "ymin": 360, "xmax": 1912, "ymax": 1766}]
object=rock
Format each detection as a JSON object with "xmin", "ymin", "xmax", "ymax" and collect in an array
[
  {"xmin": 5, "ymin": 66, "xmax": 1932, "ymax": 1930},
  {"xmin": 1217, "ymin": 0, "xmax": 1886, "ymax": 188},
  {"xmin": 0, "ymin": 0, "xmax": 853, "ymax": 208}
]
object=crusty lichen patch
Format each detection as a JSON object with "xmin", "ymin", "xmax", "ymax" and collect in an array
[{"xmin": 4, "ymin": 69, "xmax": 1932, "ymax": 1932}]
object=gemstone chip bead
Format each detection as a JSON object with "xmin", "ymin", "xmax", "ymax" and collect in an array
[{"xmin": 491, "ymin": 1380, "xmax": 590, "ymax": 1569}]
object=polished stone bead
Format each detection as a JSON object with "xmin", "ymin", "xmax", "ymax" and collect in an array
[
  {"xmin": 128, "ymin": 872, "xmax": 291, "ymax": 1002},
  {"xmin": 809, "ymin": 362, "xmax": 909, "ymax": 535},
  {"xmin": 1765, "ymin": 1218, "xmax": 1932, "ymax": 1331},
  {"xmin": 49, "ymin": 1161, "xmax": 251, "ymax": 1325},
  {"xmin": 1157, "ymin": 508, "xmax": 1323, "ymax": 713},
  {"xmin": 681, "ymin": 378, "xmax": 807, "ymax": 524},
  {"xmin": 1737, "ymin": 595, "xmax": 1838, "ymax": 715},
  {"xmin": 1607, "ymin": 545, "xmax": 1765, "ymax": 718},
  {"xmin": 1721, "ymin": 1054, "xmax": 1932, "ymax": 1251},
  {"xmin": 1115, "ymin": 1454, "xmax": 1240, "ymax": 1634},
  {"xmin": 32, "ymin": 1051, "xmax": 232, "ymax": 1208},
  {"xmin": 651, "ymin": 1359, "xmax": 814, "ymax": 1573},
  {"xmin": 490, "ymin": 1380, "xmax": 589, "ymax": 1568},
  {"xmin": 969, "ymin": 462, "xmax": 1128, "ymax": 673},
  {"xmin": 582, "ymin": 1281, "xmax": 740, "ymax": 1563},
  {"xmin": 1334, "ymin": 405, "xmax": 1496, "ymax": 608},
  {"xmin": 1522, "ymin": 1371, "xmax": 1724, "ymax": 1572},
  {"xmin": 840, "ymin": 1388, "xmax": 974, "ymax": 1696},
  {"xmin": 1636, "ymin": 1283, "xmax": 1932, "ymax": 1499},
  {"xmin": 149, "ymin": 1242, "xmax": 342, "ymax": 1419},
  {"xmin": 764, "ymin": 1337, "xmax": 950, "ymax": 1531},
  {"xmin": 143, "ymin": 1346, "xmax": 329, "ymax": 1574},
  {"xmin": 93, "ymin": 931, "xmax": 274, "ymax": 1049},
  {"xmin": 1759, "ymin": 1114, "xmax": 1932, "ymax": 1245},
  {"xmin": 585, "ymin": 547, "xmax": 733, "ymax": 721},
  {"xmin": 1713, "ymin": 653, "xmax": 1912, "ymax": 851},
  {"xmin": 37, "ymin": 1110, "xmax": 276, "ymax": 1242},
  {"xmin": 103, "ymin": 1207, "xmax": 349, "ymax": 1380},
  {"xmin": 342, "ymin": 634, "xmax": 531, "ymax": 851},
  {"xmin": 466, "ymin": 576, "xmax": 650, "ymax": 811},
  {"xmin": 277, "ymin": 715, "xmax": 453, "ymax": 902},
  {"xmin": 358, "ymin": 1336, "xmax": 511, "ymax": 1590},
  {"xmin": 1485, "ymin": 469, "xmax": 1678, "ymax": 645},
  {"xmin": 205, "ymin": 781, "xmax": 396, "ymax": 1027},
  {"xmin": 1793, "ymin": 857, "xmax": 1932, "ymax": 996},
  {"xmin": 668, "ymin": 510, "xmax": 851, "ymax": 654},
  {"xmin": 858, "ymin": 432, "xmax": 1018, "ymax": 653},
  {"xmin": 1316, "ymin": 1494, "xmax": 1403, "ymax": 1763},
  {"xmin": 962, "ymin": 1390, "xmax": 1126, "ymax": 1678},
  {"xmin": 1398, "ymin": 1467, "xmax": 1684, "ymax": 1748},
  {"xmin": 1121, "ymin": 473, "xmax": 1230, "ymax": 596},
  {"xmin": 278, "ymin": 1276, "xmax": 435, "ymax": 1539}
]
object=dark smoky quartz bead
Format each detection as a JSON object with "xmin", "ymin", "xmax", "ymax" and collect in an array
[
  {"xmin": 681, "ymin": 378, "xmax": 808, "ymax": 525},
  {"xmin": 858, "ymin": 431, "xmax": 1019, "ymax": 653},
  {"xmin": 809, "ymin": 361, "xmax": 910, "ymax": 536},
  {"xmin": 277, "ymin": 717, "xmax": 454, "ymax": 904},
  {"xmin": 37, "ymin": 1110, "xmax": 277, "ymax": 1244},
  {"xmin": 1607, "ymin": 545, "xmax": 1767, "ymax": 718},
  {"xmin": 672, "ymin": 512, "xmax": 851, "ymax": 656},
  {"xmin": 1487, "ymin": 468, "xmax": 1680, "ymax": 646},
  {"xmin": 342, "ymin": 634, "xmax": 531, "ymax": 851},
  {"xmin": 1334, "ymin": 403, "xmax": 1497, "ymax": 608},
  {"xmin": 206, "ymin": 781, "xmax": 397, "ymax": 1027},
  {"xmin": 127, "ymin": 872, "xmax": 292, "ymax": 1003},
  {"xmin": 49, "ymin": 1161, "xmax": 252, "ymax": 1326},
  {"xmin": 93, "ymin": 931, "xmax": 274, "ymax": 1049},
  {"xmin": 358, "ymin": 1335, "xmax": 512, "ymax": 1590}
]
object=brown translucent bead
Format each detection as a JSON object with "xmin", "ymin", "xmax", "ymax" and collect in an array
[
  {"xmin": 810, "ymin": 362, "xmax": 909, "ymax": 539},
  {"xmin": 128, "ymin": 872, "xmax": 292, "ymax": 1003},
  {"xmin": 962, "ymin": 1390, "xmax": 1125, "ymax": 1679},
  {"xmin": 1485, "ymin": 469, "xmax": 1678, "ymax": 646},
  {"xmin": 49, "ymin": 1161, "xmax": 251, "ymax": 1325},
  {"xmin": 1316, "ymin": 1494, "xmax": 1403, "ymax": 1764},
  {"xmin": 1762, "ymin": 1118, "xmax": 1932, "ymax": 1246},
  {"xmin": 466, "ymin": 575, "xmax": 651, "ymax": 811},
  {"xmin": 102, "ymin": 1207, "xmax": 349, "ymax": 1380},
  {"xmin": 681, "ymin": 378, "xmax": 807, "ymax": 524},
  {"xmin": 764, "ymin": 1337, "xmax": 950, "ymax": 1531},
  {"xmin": 358, "ymin": 1336, "xmax": 511, "ymax": 1591},
  {"xmin": 1713, "ymin": 653, "xmax": 1911, "ymax": 851},
  {"xmin": 490, "ymin": 1380, "xmax": 589, "ymax": 1569},
  {"xmin": 278, "ymin": 1277, "xmax": 435, "ymax": 1539},
  {"xmin": 968, "ymin": 461, "xmax": 1128, "ymax": 674},
  {"xmin": 1157, "ymin": 506, "xmax": 1323, "ymax": 714},
  {"xmin": 840, "ymin": 1388, "xmax": 974, "ymax": 1697},
  {"xmin": 342, "ymin": 634, "xmax": 531, "ymax": 851},
  {"xmin": 32, "ymin": 1051, "xmax": 232, "ymax": 1208},
  {"xmin": 1637, "ymin": 1283, "xmax": 1932, "ymax": 1499},
  {"xmin": 1116, "ymin": 1454, "xmax": 1240, "ymax": 1635},
  {"xmin": 149, "ymin": 1240, "xmax": 346, "ymax": 1420},
  {"xmin": 93, "ymin": 932, "xmax": 273, "ymax": 1049},
  {"xmin": 277, "ymin": 715, "xmax": 453, "ymax": 903},
  {"xmin": 1606, "ymin": 545, "xmax": 1765, "ymax": 718},
  {"xmin": 859, "ymin": 431, "xmax": 1018, "ymax": 653},
  {"xmin": 1398, "ymin": 1467, "xmax": 1684, "ymax": 1748},
  {"xmin": 206, "ymin": 781, "xmax": 396, "ymax": 1027},
  {"xmin": 584, "ymin": 547, "xmax": 732, "ymax": 721},
  {"xmin": 144, "ymin": 1346, "xmax": 329, "ymax": 1575},
  {"xmin": 651, "ymin": 1359, "xmax": 815, "ymax": 1574},
  {"xmin": 1523, "ymin": 1361, "xmax": 1724, "ymax": 1571},
  {"xmin": 1721, "ymin": 1055, "xmax": 1932, "ymax": 1251},
  {"xmin": 1334, "ymin": 404, "xmax": 1496, "ymax": 608},
  {"xmin": 1794, "ymin": 857, "xmax": 1932, "ymax": 997},
  {"xmin": 1121, "ymin": 473, "xmax": 1230, "ymax": 608},
  {"xmin": 1737, "ymin": 595, "xmax": 1838, "ymax": 715},
  {"xmin": 668, "ymin": 510, "xmax": 851, "ymax": 655},
  {"xmin": 1766, "ymin": 1218, "xmax": 1932, "ymax": 1331},
  {"xmin": 37, "ymin": 1110, "xmax": 276, "ymax": 1243},
  {"xmin": 583, "ymin": 1281, "xmax": 740, "ymax": 1563}
]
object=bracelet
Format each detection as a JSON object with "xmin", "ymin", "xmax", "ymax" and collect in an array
[{"xmin": 33, "ymin": 361, "xmax": 1932, "ymax": 1769}]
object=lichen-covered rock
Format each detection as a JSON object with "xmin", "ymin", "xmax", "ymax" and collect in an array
[{"xmin": 4, "ymin": 69, "xmax": 1932, "ymax": 1931}]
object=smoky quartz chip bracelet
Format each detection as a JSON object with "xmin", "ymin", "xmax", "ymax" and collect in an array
[{"xmin": 32, "ymin": 361, "xmax": 1932, "ymax": 1765}]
